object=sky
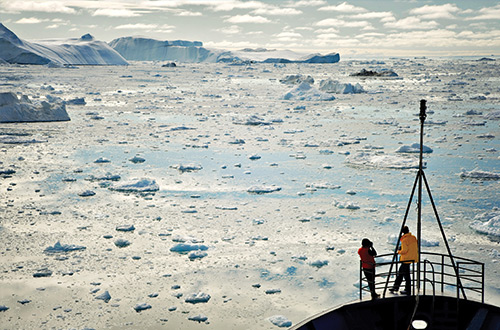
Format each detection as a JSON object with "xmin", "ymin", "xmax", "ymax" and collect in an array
[{"xmin": 1, "ymin": 0, "xmax": 499, "ymax": 57}]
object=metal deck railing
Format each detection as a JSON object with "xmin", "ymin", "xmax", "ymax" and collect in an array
[{"xmin": 359, "ymin": 252, "xmax": 485, "ymax": 303}]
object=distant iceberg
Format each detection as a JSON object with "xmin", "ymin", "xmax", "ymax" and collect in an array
[
  {"xmin": 283, "ymin": 82, "xmax": 335, "ymax": 101},
  {"xmin": 109, "ymin": 37, "xmax": 339, "ymax": 64},
  {"xmin": 0, "ymin": 23, "xmax": 128, "ymax": 65}
]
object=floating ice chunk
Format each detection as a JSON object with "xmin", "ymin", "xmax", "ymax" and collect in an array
[
  {"xmin": 167, "ymin": 125, "xmax": 196, "ymax": 131},
  {"xmin": 421, "ymin": 238, "xmax": 439, "ymax": 247},
  {"xmin": 248, "ymin": 154, "xmax": 261, "ymax": 160},
  {"xmin": 333, "ymin": 200, "xmax": 360, "ymax": 210},
  {"xmin": 129, "ymin": 156, "xmax": 146, "ymax": 163},
  {"xmin": 44, "ymin": 241, "xmax": 86, "ymax": 254},
  {"xmin": 470, "ymin": 212, "xmax": 500, "ymax": 237},
  {"xmin": 279, "ymin": 74, "xmax": 314, "ymax": 85},
  {"xmin": 116, "ymin": 225, "xmax": 135, "ymax": 232},
  {"xmin": 0, "ymin": 305, "xmax": 8, "ymax": 312},
  {"xmin": 78, "ymin": 190, "xmax": 96, "ymax": 197},
  {"xmin": 346, "ymin": 152, "xmax": 422, "ymax": 169},
  {"xmin": 33, "ymin": 268, "xmax": 53, "ymax": 278},
  {"xmin": 233, "ymin": 115, "xmax": 272, "ymax": 126},
  {"xmin": 134, "ymin": 303, "xmax": 151, "ymax": 312},
  {"xmin": 215, "ymin": 205, "xmax": 238, "ymax": 210},
  {"xmin": 0, "ymin": 92, "xmax": 70, "ymax": 123},
  {"xmin": 94, "ymin": 157, "xmax": 111, "ymax": 163},
  {"xmin": 459, "ymin": 169, "xmax": 500, "ymax": 180},
  {"xmin": 247, "ymin": 185, "xmax": 282, "ymax": 194},
  {"xmin": 110, "ymin": 178, "xmax": 159, "ymax": 192},
  {"xmin": 170, "ymin": 164, "xmax": 203, "ymax": 172},
  {"xmin": 395, "ymin": 143, "xmax": 433, "ymax": 154},
  {"xmin": 269, "ymin": 315, "xmax": 292, "ymax": 327},
  {"xmin": 86, "ymin": 173, "xmax": 121, "ymax": 181},
  {"xmin": 306, "ymin": 182, "xmax": 341, "ymax": 190},
  {"xmin": 310, "ymin": 260, "xmax": 329, "ymax": 268},
  {"xmin": 319, "ymin": 79, "xmax": 365, "ymax": 94},
  {"xmin": 170, "ymin": 243, "xmax": 208, "ymax": 253},
  {"xmin": 265, "ymin": 289, "xmax": 281, "ymax": 294},
  {"xmin": 188, "ymin": 250, "xmax": 208, "ymax": 260},
  {"xmin": 283, "ymin": 82, "xmax": 335, "ymax": 101},
  {"xmin": 188, "ymin": 314, "xmax": 208, "ymax": 322},
  {"xmin": 114, "ymin": 239, "xmax": 131, "ymax": 248},
  {"xmin": 95, "ymin": 291, "xmax": 111, "ymax": 303},
  {"xmin": 185, "ymin": 292, "xmax": 211, "ymax": 304}
]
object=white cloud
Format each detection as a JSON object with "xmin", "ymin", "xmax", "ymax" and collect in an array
[
  {"xmin": 350, "ymin": 11, "xmax": 394, "ymax": 20},
  {"xmin": 319, "ymin": 1, "xmax": 367, "ymax": 13},
  {"xmin": 467, "ymin": 4, "xmax": 500, "ymax": 20},
  {"xmin": 315, "ymin": 18, "xmax": 373, "ymax": 29},
  {"xmin": 225, "ymin": 14, "xmax": 271, "ymax": 23},
  {"xmin": 315, "ymin": 27, "xmax": 339, "ymax": 34},
  {"xmin": 287, "ymin": 0, "xmax": 326, "ymax": 7},
  {"xmin": 252, "ymin": 7, "xmax": 302, "ymax": 16},
  {"xmin": 0, "ymin": 0, "xmax": 76, "ymax": 14},
  {"xmin": 384, "ymin": 17, "xmax": 439, "ymax": 30},
  {"xmin": 274, "ymin": 31, "xmax": 302, "ymax": 38},
  {"xmin": 216, "ymin": 25, "xmax": 242, "ymax": 34},
  {"xmin": 46, "ymin": 24, "xmax": 59, "ymax": 29},
  {"xmin": 204, "ymin": 39, "xmax": 260, "ymax": 49},
  {"xmin": 409, "ymin": 4, "xmax": 461, "ymax": 20},
  {"xmin": 115, "ymin": 23, "xmax": 175, "ymax": 30},
  {"xmin": 93, "ymin": 8, "xmax": 141, "ymax": 17},
  {"xmin": 208, "ymin": 0, "xmax": 266, "ymax": 12},
  {"xmin": 177, "ymin": 10, "xmax": 203, "ymax": 16},
  {"xmin": 15, "ymin": 17, "xmax": 45, "ymax": 24}
]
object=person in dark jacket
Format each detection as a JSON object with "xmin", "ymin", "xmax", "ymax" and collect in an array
[{"xmin": 358, "ymin": 238, "xmax": 380, "ymax": 299}]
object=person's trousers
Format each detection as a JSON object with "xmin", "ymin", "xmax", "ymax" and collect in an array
[
  {"xmin": 363, "ymin": 268, "xmax": 377, "ymax": 297},
  {"xmin": 393, "ymin": 263, "xmax": 411, "ymax": 292}
]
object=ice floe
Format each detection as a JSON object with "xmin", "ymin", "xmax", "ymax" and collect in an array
[
  {"xmin": 459, "ymin": 169, "xmax": 500, "ymax": 180},
  {"xmin": 0, "ymin": 92, "xmax": 70, "ymax": 123},
  {"xmin": 283, "ymin": 82, "xmax": 336, "ymax": 101},
  {"xmin": 395, "ymin": 143, "xmax": 433, "ymax": 153},
  {"xmin": 470, "ymin": 210, "xmax": 500, "ymax": 237},
  {"xmin": 185, "ymin": 292, "xmax": 211, "ymax": 304},
  {"xmin": 170, "ymin": 164, "xmax": 203, "ymax": 172},
  {"xmin": 95, "ymin": 291, "xmax": 111, "ymax": 303},
  {"xmin": 247, "ymin": 185, "xmax": 282, "ymax": 194},
  {"xmin": 109, "ymin": 178, "xmax": 159, "ymax": 192},
  {"xmin": 170, "ymin": 243, "xmax": 209, "ymax": 253},
  {"xmin": 44, "ymin": 241, "xmax": 86, "ymax": 254},
  {"xmin": 269, "ymin": 315, "xmax": 292, "ymax": 327},
  {"xmin": 134, "ymin": 303, "xmax": 152, "ymax": 312},
  {"xmin": 319, "ymin": 79, "xmax": 365, "ymax": 94},
  {"xmin": 345, "ymin": 152, "xmax": 422, "ymax": 169}
]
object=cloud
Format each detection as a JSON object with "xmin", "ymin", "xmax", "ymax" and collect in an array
[
  {"xmin": 319, "ymin": 1, "xmax": 367, "ymax": 13},
  {"xmin": 315, "ymin": 27, "xmax": 339, "ymax": 34},
  {"xmin": 14, "ymin": 17, "xmax": 45, "ymax": 24},
  {"xmin": 274, "ymin": 31, "xmax": 302, "ymax": 39},
  {"xmin": 315, "ymin": 18, "xmax": 373, "ymax": 30},
  {"xmin": 93, "ymin": 8, "xmax": 141, "ymax": 17},
  {"xmin": 287, "ymin": 0, "xmax": 326, "ymax": 7},
  {"xmin": 252, "ymin": 7, "xmax": 302, "ymax": 16},
  {"xmin": 467, "ymin": 4, "xmax": 500, "ymax": 20},
  {"xmin": 204, "ymin": 40, "xmax": 260, "ymax": 49},
  {"xmin": 409, "ymin": 4, "xmax": 461, "ymax": 20},
  {"xmin": 177, "ymin": 10, "xmax": 203, "ymax": 16},
  {"xmin": 350, "ymin": 11, "xmax": 394, "ymax": 20},
  {"xmin": 208, "ymin": 0, "xmax": 267, "ymax": 12},
  {"xmin": 384, "ymin": 17, "xmax": 439, "ymax": 30},
  {"xmin": 216, "ymin": 25, "xmax": 242, "ymax": 34},
  {"xmin": 0, "ymin": 0, "xmax": 76, "ymax": 14},
  {"xmin": 115, "ymin": 23, "xmax": 175, "ymax": 31},
  {"xmin": 225, "ymin": 14, "xmax": 271, "ymax": 23}
]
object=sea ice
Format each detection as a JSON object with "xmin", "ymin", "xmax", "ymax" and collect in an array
[
  {"xmin": 170, "ymin": 243, "xmax": 209, "ymax": 253},
  {"xmin": 109, "ymin": 178, "xmax": 159, "ymax": 192},
  {"xmin": 188, "ymin": 314, "xmax": 208, "ymax": 322},
  {"xmin": 44, "ymin": 241, "xmax": 86, "ymax": 254},
  {"xmin": 185, "ymin": 292, "xmax": 211, "ymax": 304},
  {"xmin": 268, "ymin": 315, "xmax": 292, "ymax": 327},
  {"xmin": 95, "ymin": 291, "xmax": 111, "ymax": 303},
  {"xmin": 345, "ymin": 152, "xmax": 421, "ymax": 169},
  {"xmin": 0, "ymin": 92, "xmax": 69, "ymax": 123},
  {"xmin": 470, "ymin": 212, "xmax": 500, "ymax": 237},
  {"xmin": 319, "ymin": 79, "xmax": 365, "ymax": 94},
  {"xmin": 459, "ymin": 169, "xmax": 500, "ymax": 180},
  {"xmin": 134, "ymin": 303, "xmax": 152, "ymax": 312},
  {"xmin": 283, "ymin": 82, "xmax": 335, "ymax": 101},
  {"xmin": 395, "ymin": 143, "xmax": 433, "ymax": 153},
  {"xmin": 247, "ymin": 185, "xmax": 282, "ymax": 194},
  {"xmin": 170, "ymin": 164, "xmax": 203, "ymax": 172},
  {"xmin": 114, "ymin": 239, "xmax": 131, "ymax": 248},
  {"xmin": 0, "ymin": 305, "xmax": 9, "ymax": 312}
]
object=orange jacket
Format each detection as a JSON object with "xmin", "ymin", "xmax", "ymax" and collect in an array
[{"xmin": 398, "ymin": 232, "xmax": 418, "ymax": 263}]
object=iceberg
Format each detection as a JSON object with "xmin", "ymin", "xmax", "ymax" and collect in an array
[
  {"xmin": 319, "ymin": 79, "xmax": 365, "ymax": 94},
  {"xmin": 283, "ymin": 82, "xmax": 335, "ymax": 101},
  {"xmin": 0, "ymin": 23, "xmax": 128, "ymax": 65},
  {"xmin": 0, "ymin": 92, "xmax": 70, "ymax": 123},
  {"xmin": 109, "ymin": 178, "xmax": 159, "ymax": 192}
]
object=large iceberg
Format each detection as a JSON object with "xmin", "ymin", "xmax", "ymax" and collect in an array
[
  {"xmin": 0, "ymin": 92, "xmax": 70, "ymax": 123},
  {"xmin": 0, "ymin": 23, "xmax": 128, "ymax": 65},
  {"xmin": 109, "ymin": 37, "xmax": 339, "ymax": 64},
  {"xmin": 109, "ymin": 36, "xmax": 227, "ymax": 63}
]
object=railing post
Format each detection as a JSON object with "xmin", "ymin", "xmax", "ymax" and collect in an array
[
  {"xmin": 481, "ymin": 263, "xmax": 485, "ymax": 304},
  {"xmin": 360, "ymin": 260, "xmax": 363, "ymax": 301},
  {"xmin": 423, "ymin": 261, "xmax": 427, "ymax": 296},
  {"xmin": 457, "ymin": 262, "xmax": 461, "ymax": 300},
  {"xmin": 441, "ymin": 254, "xmax": 445, "ymax": 293}
]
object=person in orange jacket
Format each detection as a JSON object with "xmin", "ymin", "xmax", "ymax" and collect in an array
[
  {"xmin": 390, "ymin": 226, "xmax": 418, "ymax": 295},
  {"xmin": 358, "ymin": 238, "xmax": 380, "ymax": 299}
]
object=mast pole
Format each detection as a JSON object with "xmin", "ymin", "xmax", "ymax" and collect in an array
[{"xmin": 417, "ymin": 99, "xmax": 426, "ymax": 292}]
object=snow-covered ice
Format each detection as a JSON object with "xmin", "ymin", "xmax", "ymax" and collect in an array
[{"xmin": 0, "ymin": 55, "xmax": 499, "ymax": 330}]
